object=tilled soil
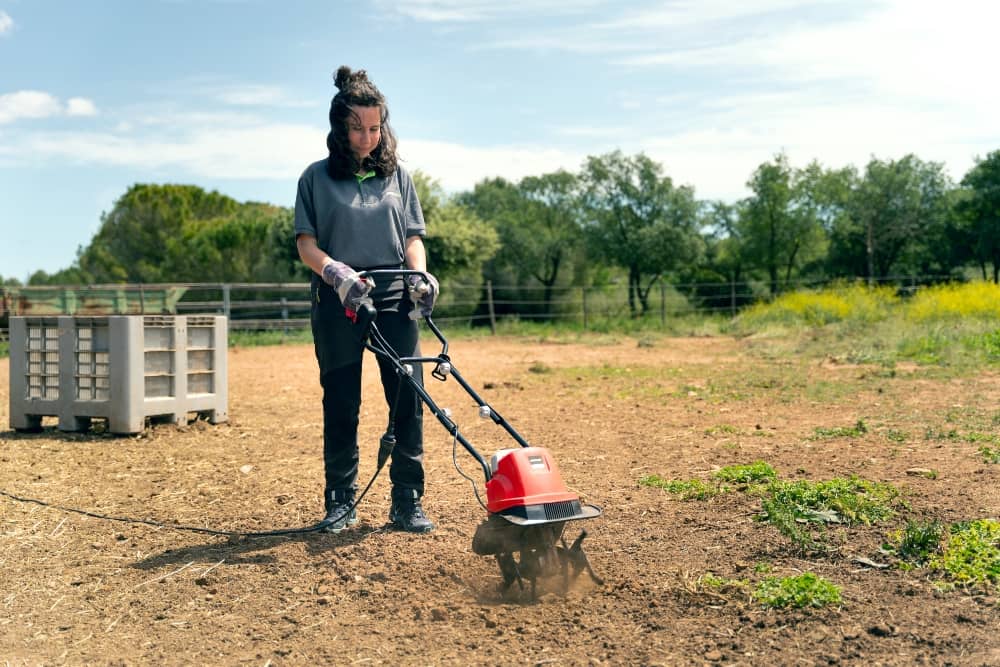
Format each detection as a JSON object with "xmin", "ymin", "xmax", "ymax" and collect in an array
[{"xmin": 1, "ymin": 335, "xmax": 998, "ymax": 666}]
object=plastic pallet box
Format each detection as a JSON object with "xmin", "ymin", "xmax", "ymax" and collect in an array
[{"xmin": 9, "ymin": 315, "xmax": 228, "ymax": 434}]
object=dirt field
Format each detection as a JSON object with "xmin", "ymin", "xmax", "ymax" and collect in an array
[{"xmin": 1, "ymin": 334, "xmax": 998, "ymax": 666}]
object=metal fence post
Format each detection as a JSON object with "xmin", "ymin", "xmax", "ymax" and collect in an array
[
  {"xmin": 660, "ymin": 279, "xmax": 666, "ymax": 327},
  {"xmin": 222, "ymin": 284, "xmax": 231, "ymax": 321},
  {"xmin": 486, "ymin": 280, "xmax": 496, "ymax": 335}
]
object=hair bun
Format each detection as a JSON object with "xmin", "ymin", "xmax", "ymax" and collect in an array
[
  {"xmin": 334, "ymin": 66, "xmax": 353, "ymax": 91},
  {"xmin": 333, "ymin": 66, "xmax": 371, "ymax": 92}
]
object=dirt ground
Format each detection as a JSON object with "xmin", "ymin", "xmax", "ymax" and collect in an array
[{"xmin": 1, "ymin": 334, "xmax": 998, "ymax": 666}]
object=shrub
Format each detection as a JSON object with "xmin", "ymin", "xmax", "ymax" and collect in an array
[{"xmin": 905, "ymin": 282, "xmax": 1000, "ymax": 322}]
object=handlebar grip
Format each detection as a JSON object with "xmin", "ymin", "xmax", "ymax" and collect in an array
[{"xmin": 346, "ymin": 300, "xmax": 377, "ymax": 327}]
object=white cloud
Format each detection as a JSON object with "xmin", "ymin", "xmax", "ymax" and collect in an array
[
  {"xmin": 0, "ymin": 10, "xmax": 13, "ymax": 35},
  {"xmin": 0, "ymin": 91, "xmax": 100, "ymax": 124},
  {"xmin": 401, "ymin": 139, "xmax": 583, "ymax": 191},
  {"xmin": 0, "ymin": 91, "xmax": 62, "ymax": 124},
  {"xmin": 376, "ymin": 0, "xmax": 605, "ymax": 22},
  {"xmin": 596, "ymin": 0, "xmax": 846, "ymax": 30},
  {"xmin": 66, "ymin": 97, "xmax": 98, "ymax": 117},
  {"xmin": 14, "ymin": 123, "xmax": 325, "ymax": 180},
  {"xmin": 217, "ymin": 85, "xmax": 288, "ymax": 106}
]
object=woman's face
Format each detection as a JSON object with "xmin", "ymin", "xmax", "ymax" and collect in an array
[{"xmin": 347, "ymin": 105, "xmax": 382, "ymax": 162}]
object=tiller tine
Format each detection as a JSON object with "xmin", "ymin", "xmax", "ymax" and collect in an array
[
  {"xmin": 557, "ymin": 530, "xmax": 604, "ymax": 587},
  {"xmin": 473, "ymin": 515, "xmax": 601, "ymax": 597}
]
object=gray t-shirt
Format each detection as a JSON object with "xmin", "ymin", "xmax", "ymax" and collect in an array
[{"xmin": 294, "ymin": 159, "xmax": 425, "ymax": 268}]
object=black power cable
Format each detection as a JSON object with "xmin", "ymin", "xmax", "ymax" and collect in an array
[{"xmin": 0, "ymin": 436, "xmax": 394, "ymax": 538}]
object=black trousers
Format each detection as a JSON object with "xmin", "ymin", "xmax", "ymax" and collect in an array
[{"xmin": 310, "ymin": 278, "xmax": 425, "ymax": 496}]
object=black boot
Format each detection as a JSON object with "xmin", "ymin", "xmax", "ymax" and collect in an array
[
  {"xmin": 321, "ymin": 488, "xmax": 358, "ymax": 533},
  {"xmin": 389, "ymin": 488, "xmax": 434, "ymax": 533}
]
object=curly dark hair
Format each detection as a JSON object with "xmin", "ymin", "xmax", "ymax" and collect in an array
[{"xmin": 326, "ymin": 66, "xmax": 398, "ymax": 180}]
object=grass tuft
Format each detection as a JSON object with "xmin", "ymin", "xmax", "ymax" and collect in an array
[
  {"xmin": 812, "ymin": 420, "xmax": 868, "ymax": 439},
  {"xmin": 639, "ymin": 475, "xmax": 727, "ymax": 500},
  {"xmin": 760, "ymin": 477, "xmax": 903, "ymax": 552},
  {"xmin": 929, "ymin": 519, "xmax": 1000, "ymax": 590},
  {"xmin": 712, "ymin": 461, "xmax": 777, "ymax": 486},
  {"xmin": 883, "ymin": 520, "xmax": 945, "ymax": 566},
  {"xmin": 979, "ymin": 446, "xmax": 1000, "ymax": 464},
  {"xmin": 753, "ymin": 573, "xmax": 842, "ymax": 609}
]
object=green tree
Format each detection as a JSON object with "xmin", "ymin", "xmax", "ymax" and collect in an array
[
  {"xmin": 172, "ymin": 204, "xmax": 297, "ymax": 283},
  {"xmin": 580, "ymin": 151, "xmax": 702, "ymax": 316},
  {"xmin": 687, "ymin": 200, "xmax": 755, "ymax": 312},
  {"xmin": 957, "ymin": 150, "xmax": 1000, "ymax": 282},
  {"xmin": 739, "ymin": 154, "xmax": 828, "ymax": 296},
  {"xmin": 460, "ymin": 171, "xmax": 584, "ymax": 318},
  {"xmin": 829, "ymin": 155, "xmax": 952, "ymax": 282},
  {"xmin": 413, "ymin": 171, "xmax": 499, "ymax": 282},
  {"xmin": 78, "ymin": 184, "xmax": 238, "ymax": 283}
]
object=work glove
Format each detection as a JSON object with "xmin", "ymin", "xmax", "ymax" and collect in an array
[
  {"xmin": 407, "ymin": 272, "xmax": 439, "ymax": 320},
  {"xmin": 321, "ymin": 258, "xmax": 374, "ymax": 312}
]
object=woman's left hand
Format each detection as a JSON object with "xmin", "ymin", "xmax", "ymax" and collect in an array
[{"xmin": 407, "ymin": 273, "xmax": 439, "ymax": 319}]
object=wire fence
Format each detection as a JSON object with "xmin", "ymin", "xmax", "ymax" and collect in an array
[{"xmin": 0, "ymin": 274, "xmax": 952, "ymax": 337}]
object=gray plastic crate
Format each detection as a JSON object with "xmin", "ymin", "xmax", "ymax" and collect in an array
[{"xmin": 9, "ymin": 315, "xmax": 228, "ymax": 434}]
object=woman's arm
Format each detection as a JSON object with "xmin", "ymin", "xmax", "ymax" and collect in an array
[
  {"xmin": 296, "ymin": 233, "xmax": 333, "ymax": 276},
  {"xmin": 404, "ymin": 236, "xmax": 427, "ymax": 273}
]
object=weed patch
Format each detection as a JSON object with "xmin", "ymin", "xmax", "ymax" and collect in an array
[
  {"xmin": 759, "ymin": 477, "xmax": 903, "ymax": 552},
  {"xmin": 753, "ymin": 573, "xmax": 842, "ymax": 609},
  {"xmin": 979, "ymin": 446, "xmax": 1000, "ymax": 464},
  {"xmin": 713, "ymin": 461, "xmax": 777, "ymax": 486},
  {"xmin": 812, "ymin": 420, "xmax": 868, "ymax": 439},
  {"xmin": 929, "ymin": 519, "xmax": 1000, "ymax": 590},
  {"xmin": 883, "ymin": 520, "xmax": 945, "ymax": 566},
  {"xmin": 639, "ymin": 475, "xmax": 727, "ymax": 500}
]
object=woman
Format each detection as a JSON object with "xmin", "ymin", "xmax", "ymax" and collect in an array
[{"xmin": 294, "ymin": 66, "xmax": 437, "ymax": 533}]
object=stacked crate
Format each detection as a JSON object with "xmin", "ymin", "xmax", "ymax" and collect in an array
[{"xmin": 9, "ymin": 315, "xmax": 227, "ymax": 434}]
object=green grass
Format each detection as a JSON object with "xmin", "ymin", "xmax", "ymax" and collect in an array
[
  {"xmin": 730, "ymin": 282, "xmax": 1000, "ymax": 372},
  {"xmin": 812, "ymin": 420, "xmax": 868, "ymax": 439},
  {"xmin": 641, "ymin": 460, "xmax": 779, "ymax": 499},
  {"xmin": 734, "ymin": 283, "xmax": 898, "ymax": 329},
  {"xmin": 712, "ymin": 461, "xmax": 777, "ymax": 486},
  {"xmin": 695, "ymin": 570, "xmax": 842, "ymax": 610},
  {"xmin": 229, "ymin": 328, "xmax": 312, "ymax": 347},
  {"xmin": 639, "ymin": 475, "xmax": 726, "ymax": 500},
  {"xmin": 883, "ymin": 520, "xmax": 945, "ymax": 566},
  {"xmin": 0, "ymin": 340, "xmax": 8, "ymax": 359},
  {"xmin": 929, "ymin": 519, "xmax": 1000, "ymax": 590},
  {"xmin": 980, "ymin": 446, "xmax": 1000, "ymax": 464},
  {"xmin": 760, "ymin": 477, "xmax": 904, "ymax": 552},
  {"xmin": 753, "ymin": 573, "xmax": 842, "ymax": 609}
]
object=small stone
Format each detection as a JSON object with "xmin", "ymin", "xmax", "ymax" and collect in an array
[
  {"xmin": 868, "ymin": 624, "xmax": 894, "ymax": 637},
  {"xmin": 905, "ymin": 467, "xmax": 933, "ymax": 477},
  {"xmin": 431, "ymin": 608, "xmax": 448, "ymax": 622},
  {"xmin": 705, "ymin": 649, "xmax": 723, "ymax": 662},
  {"xmin": 239, "ymin": 464, "xmax": 254, "ymax": 474}
]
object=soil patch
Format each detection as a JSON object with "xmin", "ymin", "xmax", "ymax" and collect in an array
[{"xmin": 1, "ymin": 335, "xmax": 998, "ymax": 665}]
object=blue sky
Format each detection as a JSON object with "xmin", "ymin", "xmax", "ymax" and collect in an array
[{"xmin": 1, "ymin": 0, "xmax": 997, "ymax": 282}]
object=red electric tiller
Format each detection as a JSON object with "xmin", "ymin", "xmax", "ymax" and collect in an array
[{"xmin": 353, "ymin": 270, "xmax": 603, "ymax": 596}]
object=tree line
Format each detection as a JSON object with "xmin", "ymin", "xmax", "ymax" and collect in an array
[{"xmin": 8, "ymin": 148, "xmax": 1000, "ymax": 317}]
